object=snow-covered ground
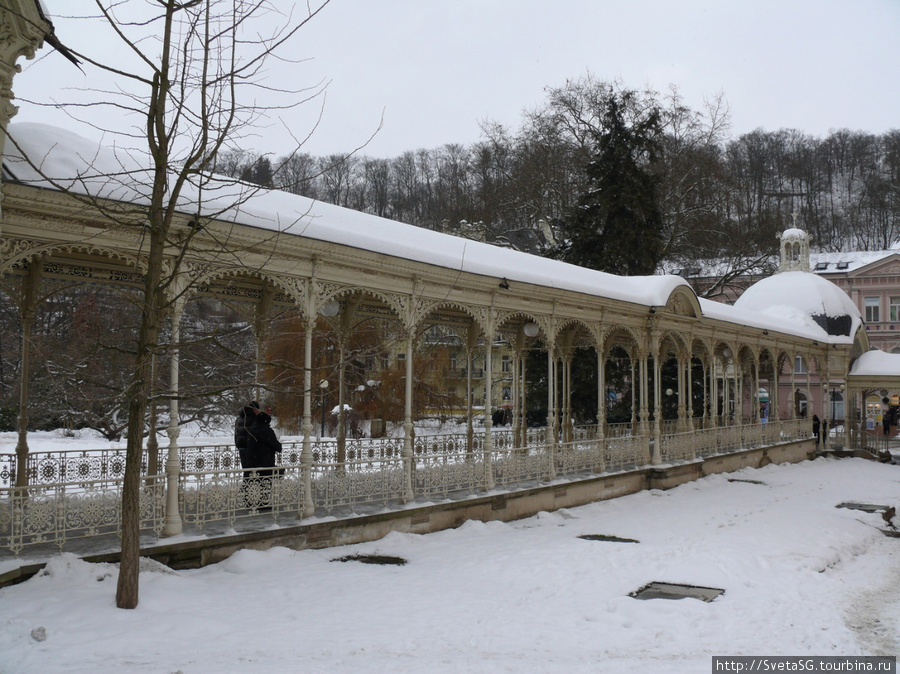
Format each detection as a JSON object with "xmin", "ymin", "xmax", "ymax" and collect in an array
[{"xmin": 1, "ymin": 456, "xmax": 898, "ymax": 673}]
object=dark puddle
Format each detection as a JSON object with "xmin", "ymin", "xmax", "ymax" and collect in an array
[
  {"xmin": 630, "ymin": 581, "xmax": 724, "ymax": 602},
  {"xmin": 578, "ymin": 534, "xmax": 640, "ymax": 544},
  {"xmin": 331, "ymin": 554, "xmax": 408, "ymax": 566}
]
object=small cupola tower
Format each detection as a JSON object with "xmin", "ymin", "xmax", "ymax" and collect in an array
[{"xmin": 778, "ymin": 219, "xmax": 810, "ymax": 273}]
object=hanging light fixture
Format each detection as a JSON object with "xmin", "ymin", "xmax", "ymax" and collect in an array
[
  {"xmin": 523, "ymin": 321, "xmax": 539, "ymax": 338},
  {"xmin": 318, "ymin": 299, "xmax": 340, "ymax": 317}
]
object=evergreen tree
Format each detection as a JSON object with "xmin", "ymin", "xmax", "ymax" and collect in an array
[
  {"xmin": 557, "ymin": 95, "xmax": 664, "ymax": 275},
  {"xmin": 244, "ymin": 157, "xmax": 274, "ymax": 187}
]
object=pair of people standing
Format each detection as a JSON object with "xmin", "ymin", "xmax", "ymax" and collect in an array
[
  {"xmin": 811, "ymin": 414, "xmax": 828, "ymax": 449},
  {"xmin": 234, "ymin": 401, "xmax": 282, "ymax": 507}
]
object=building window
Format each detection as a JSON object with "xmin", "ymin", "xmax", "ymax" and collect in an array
[
  {"xmin": 794, "ymin": 355, "xmax": 807, "ymax": 374},
  {"xmin": 501, "ymin": 355, "xmax": 511, "ymax": 374},
  {"xmin": 890, "ymin": 297, "xmax": 900, "ymax": 322},
  {"xmin": 795, "ymin": 390, "xmax": 808, "ymax": 418},
  {"xmin": 865, "ymin": 296, "xmax": 881, "ymax": 323},
  {"xmin": 397, "ymin": 353, "xmax": 406, "ymax": 365},
  {"xmin": 815, "ymin": 262, "xmax": 829, "ymax": 270}
]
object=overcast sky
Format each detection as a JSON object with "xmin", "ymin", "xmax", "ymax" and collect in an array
[{"xmin": 15, "ymin": 0, "xmax": 900, "ymax": 159}]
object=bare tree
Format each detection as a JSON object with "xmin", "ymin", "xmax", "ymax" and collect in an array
[{"xmin": 7, "ymin": 0, "xmax": 329, "ymax": 609}]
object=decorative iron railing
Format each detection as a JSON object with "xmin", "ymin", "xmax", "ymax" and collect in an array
[
  {"xmin": 605, "ymin": 422, "xmax": 636, "ymax": 438},
  {"xmin": 179, "ymin": 465, "xmax": 304, "ymax": 530},
  {"xmin": 658, "ymin": 418, "xmax": 810, "ymax": 465},
  {"xmin": 0, "ymin": 419, "xmax": 814, "ymax": 556},
  {"xmin": 0, "ymin": 448, "xmax": 134, "ymax": 488},
  {"xmin": 0, "ymin": 476, "xmax": 164, "ymax": 556}
]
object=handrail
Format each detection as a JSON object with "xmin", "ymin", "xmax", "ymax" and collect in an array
[{"xmin": 0, "ymin": 418, "xmax": 814, "ymax": 556}]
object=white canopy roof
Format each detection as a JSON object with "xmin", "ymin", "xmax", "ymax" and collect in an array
[{"xmin": 0, "ymin": 122, "xmax": 864, "ymax": 345}]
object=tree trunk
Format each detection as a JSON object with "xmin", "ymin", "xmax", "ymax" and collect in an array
[{"xmin": 115, "ymin": 221, "xmax": 166, "ymax": 609}]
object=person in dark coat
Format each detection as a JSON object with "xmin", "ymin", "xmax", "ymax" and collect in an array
[
  {"xmin": 234, "ymin": 401, "xmax": 260, "ymax": 477},
  {"xmin": 245, "ymin": 411, "xmax": 282, "ymax": 508},
  {"xmin": 812, "ymin": 414, "xmax": 821, "ymax": 448}
]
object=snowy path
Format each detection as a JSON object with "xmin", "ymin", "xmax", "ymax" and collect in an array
[
  {"xmin": 843, "ymin": 534, "xmax": 900, "ymax": 655},
  {"xmin": 1, "ymin": 457, "xmax": 898, "ymax": 673}
]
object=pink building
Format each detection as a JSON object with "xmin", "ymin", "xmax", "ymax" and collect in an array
[{"xmin": 675, "ymin": 228, "xmax": 900, "ymax": 427}]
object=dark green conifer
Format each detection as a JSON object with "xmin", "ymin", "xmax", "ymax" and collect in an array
[{"xmin": 559, "ymin": 96, "xmax": 664, "ymax": 276}]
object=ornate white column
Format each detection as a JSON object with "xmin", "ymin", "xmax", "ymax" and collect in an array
[
  {"xmin": 635, "ymin": 349, "xmax": 651, "ymax": 465},
  {"xmin": 753, "ymin": 358, "xmax": 760, "ymax": 423},
  {"xmin": 482, "ymin": 317, "xmax": 495, "ymax": 490},
  {"xmin": 299, "ymin": 314, "xmax": 315, "ymax": 517},
  {"xmin": 401, "ymin": 327, "xmax": 416, "ymax": 503},
  {"xmin": 465, "ymin": 323, "xmax": 478, "ymax": 457},
  {"xmin": 724, "ymin": 368, "xmax": 731, "ymax": 424},
  {"xmin": 519, "ymin": 350, "xmax": 528, "ymax": 447},
  {"xmin": 630, "ymin": 359, "xmax": 638, "ymax": 432},
  {"xmin": 596, "ymin": 347, "xmax": 606, "ymax": 441},
  {"xmin": 790, "ymin": 357, "xmax": 797, "ymax": 420},
  {"xmin": 676, "ymin": 352, "xmax": 687, "ymax": 432},
  {"xmin": 337, "ymin": 340, "xmax": 346, "ymax": 460},
  {"xmin": 547, "ymin": 348, "xmax": 557, "ymax": 447},
  {"xmin": 637, "ymin": 352, "xmax": 649, "ymax": 438},
  {"xmin": 162, "ymin": 293, "xmax": 186, "ymax": 537},
  {"xmin": 511, "ymin": 333, "xmax": 522, "ymax": 448},
  {"xmin": 701, "ymin": 359, "xmax": 709, "ymax": 428},
  {"xmin": 805, "ymin": 358, "xmax": 812, "ymax": 422},
  {"xmin": 14, "ymin": 254, "xmax": 42, "ymax": 488},
  {"xmin": 561, "ymin": 353, "xmax": 573, "ymax": 443},
  {"xmin": 546, "ymin": 342, "xmax": 557, "ymax": 480},
  {"xmin": 652, "ymin": 352, "xmax": 662, "ymax": 464},
  {"xmin": 771, "ymin": 354, "xmax": 780, "ymax": 422},
  {"xmin": 686, "ymin": 355, "xmax": 694, "ymax": 431}
]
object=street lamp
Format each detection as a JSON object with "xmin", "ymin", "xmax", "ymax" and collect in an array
[
  {"xmin": 319, "ymin": 379, "xmax": 329, "ymax": 438},
  {"xmin": 832, "ymin": 383, "xmax": 845, "ymax": 422}
]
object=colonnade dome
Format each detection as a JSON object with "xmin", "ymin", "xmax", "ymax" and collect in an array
[{"xmin": 733, "ymin": 228, "xmax": 862, "ymax": 339}]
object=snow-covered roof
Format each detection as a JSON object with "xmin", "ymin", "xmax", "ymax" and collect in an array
[
  {"xmin": 849, "ymin": 349, "xmax": 900, "ymax": 377},
  {"xmin": 665, "ymin": 251, "xmax": 898, "ymax": 279},
  {"xmin": 780, "ymin": 227, "xmax": 807, "ymax": 241},
  {"xmin": 0, "ymin": 122, "xmax": 858, "ymax": 345},
  {"xmin": 2, "ymin": 122, "xmax": 688, "ymax": 308},
  {"xmin": 733, "ymin": 271, "xmax": 862, "ymax": 339},
  {"xmin": 809, "ymin": 250, "xmax": 897, "ymax": 275}
]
